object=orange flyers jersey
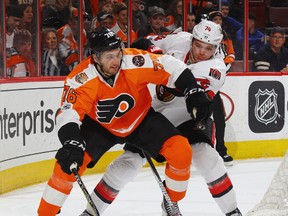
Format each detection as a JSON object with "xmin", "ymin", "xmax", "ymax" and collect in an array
[
  {"xmin": 57, "ymin": 48, "xmax": 188, "ymax": 137},
  {"xmin": 57, "ymin": 24, "xmax": 87, "ymax": 50},
  {"xmin": 6, "ymin": 52, "xmax": 36, "ymax": 77},
  {"xmin": 221, "ymin": 38, "xmax": 235, "ymax": 65},
  {"xmin": 164, "ymin": 15, "xmax": 176, "ymax": 32},
  {"xmin": 111, "ymin": 23, "xmax": 137, "ymax": 44}
]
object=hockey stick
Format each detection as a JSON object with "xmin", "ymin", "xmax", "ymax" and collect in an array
[
  {"xmin": 143, "ymin": 152, "xmax": 176, "ymax": 215},
  {"xmin": 70, "ymin": 163, "xmax": 99, "ymax": 216}
]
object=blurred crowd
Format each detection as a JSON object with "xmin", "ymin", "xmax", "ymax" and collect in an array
[{"xmin": 1, "ymin": 0, "xmax": 288, "ymax": 78}]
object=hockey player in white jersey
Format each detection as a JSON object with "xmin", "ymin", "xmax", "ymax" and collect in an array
[
  {"xmin": 80, "ymin": 20, "xmax": 242, "ymax": 216},
  {"xmin": 149, "ymin": 20, "xmax": 242, "ymax": 216}
]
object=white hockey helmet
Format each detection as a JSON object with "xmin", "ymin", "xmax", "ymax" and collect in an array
[{"xmin": 192, "ymin": 19, "xmax": 223, "ymax": 46}]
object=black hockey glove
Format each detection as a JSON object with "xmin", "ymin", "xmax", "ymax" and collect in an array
[
  {"xmin": 130, "ymin": 38, "xmax": 163, "ymax": 54},
  {"xmin": 55, "ymin": 140, "xmax": 86, "ymax": 175},
  {"xmin": 185, "ymin": 87, "xmax": 213, "ymax": 122}
]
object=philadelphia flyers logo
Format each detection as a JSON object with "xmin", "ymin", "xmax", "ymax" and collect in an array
[
  {"xmin": 96, "ymin": 94, "xmax": 135, "ymax": 123},
  {"xmin": 132, "ymin": 55, "xmax": 145, "ymax": 67}
]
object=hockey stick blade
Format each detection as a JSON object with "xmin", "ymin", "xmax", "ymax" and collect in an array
[
  {"xmin": 143, "ymin": 152, "xmax": 176, "ymax": 216},
  {"xmin": 70, "ymin": 163, "xmax": 99, "ymax": 216}
]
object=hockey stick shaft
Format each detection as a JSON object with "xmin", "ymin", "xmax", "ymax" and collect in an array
[
  {"xmin": 143, "ymin": 152, "xmax": 175, "ymax": 213},
  {"xmin": 70, "ymin": 163, "xmax": 99, "ymax": 216}
]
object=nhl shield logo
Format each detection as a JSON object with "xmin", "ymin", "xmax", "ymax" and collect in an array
[{"xmin": 254, "ymin": 89, "xmax": 279, "ymax": 125}]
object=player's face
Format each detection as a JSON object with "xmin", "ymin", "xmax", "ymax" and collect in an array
[
  {"xmin": 190, "ymin": 39, "xmax": 216, "ymax": 63},
  {"xmin": 95, "ymin": 48, "xmax": 123, "ymax": 77}
]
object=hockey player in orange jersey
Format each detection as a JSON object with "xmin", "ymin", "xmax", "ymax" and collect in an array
[
  {"xmin": 37, "ymin": 27, "xmax": 213, "ymax": 216},
  {"xmin": 77, "ymin": 21, "xmax": 242, "ymax": 216}
]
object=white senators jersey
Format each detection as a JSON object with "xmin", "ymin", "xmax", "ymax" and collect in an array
[
  {"xmin": 150, "ymin": 32, "xmax": 227, "ymax": 127},
  {"xmin": 57, "ymin": 48, "xmax": 188, "ymax": 137},
  {"xmin": 148, "ymin": 32, "xmax": 192, "ymax": 62}
]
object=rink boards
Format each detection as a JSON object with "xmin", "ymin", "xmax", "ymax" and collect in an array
[{"xmin": 0, "ymin": 74, "xmax": 288, "ymax": 194}]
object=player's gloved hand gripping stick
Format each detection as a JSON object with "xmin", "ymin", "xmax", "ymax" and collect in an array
[{"xmin": 185, "ymin": 87, "xmax": 213, "ymax": 130}]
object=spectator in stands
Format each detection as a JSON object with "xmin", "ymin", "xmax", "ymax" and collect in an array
[
  {"xmin": 6, "ymin": 29, "xmax": 36, "ymax": 77},
  {"xmin": 165, "ymin": 0, "xmax": 183, "ymax": 32},
  {"xmin": 132, "ymin": 0, "xmax": 148, "ymax": 32},
  {"xmin": 111, "ymin": 2, "xmax": 137, "ymax": 47},
  {"xmin": 235, "ymin": 13, "xmax": 264, "ymax": 60},
  {"xmin": 6, "ymin": 5, "xmax": 22, "ymax": 49},
  {"xmin": 41, "ymin": 28, "xmax": 69, "ymax": 76},
  {"xmin": 99, "ymin": 0, "xmax": 114, "ymax": 14},
  {"xmin": 195, "ymin": 0, "xmax": 217, "ymax": 16},
  {"xmin": 187, "ymin": 12, "xmax": 196, "ymax": 33},
  {"xmin": 209, "ymin": 10, "xmax": 235, "ymax": 67},
  {"xmin": 56, "ymin": 9, "xmax": 87, "ymax": 71},
  {"xmin": 83, "ymin": 11, "xmax": 93, "ymax": 33},
  {"xmin": 220, "ymin": 0, "xmax": 242, "ymax": 41},
  {"xmin": 19, "ymin": 4, "xmax": 34, "ymax": 33},
  {"xmin": 40, "ymin": 0, "xmax": 46, "ymax": 11},
  {"xmin": 91, "ymin": 11, "xmax": 114, "ymax": 30},
  {"xmin": 42, "ymin": 0, "xmax": 75, "ymax": 29},
  {"xmin": 137, "ymin": 6, "xmax": 170, "ymax": 38},
  {"xmin": 253, "ymin": 26, "xmax": 288, "ymax": 72}
]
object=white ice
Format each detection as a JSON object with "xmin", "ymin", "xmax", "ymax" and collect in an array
[{"xmin": 0, "ymin": 158, "xmax": 283, "ymax": 216}]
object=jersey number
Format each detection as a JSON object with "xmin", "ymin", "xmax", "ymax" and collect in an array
[{"xmin": 62, "ymin": 85, "xmax": 77, "ymax": 104}]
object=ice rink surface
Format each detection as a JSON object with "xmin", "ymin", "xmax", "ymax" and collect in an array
[{"xmin": 0, "ymin": 158, "xmax": 283, "ymax": 216}]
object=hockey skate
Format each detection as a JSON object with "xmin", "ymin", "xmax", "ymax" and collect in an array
[
  {"xmin": 221, "ymin": 154, "xmax": 234, "ymax": 166},
  {"xmin": 161, "ymin": 197, "xmax": 182, "ymax": 216},
  {"xmin": 226, "ymin": 208, "xmax": 242, "ymax": 216}
]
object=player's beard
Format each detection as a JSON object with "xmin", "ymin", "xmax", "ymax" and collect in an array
[
  {"xmin": 103, "ymin": 65, "xmax": 121, "ymax": 77},
  {"xmin": 97, "ymin": 60, "xmax": 122, "ymax": 78}
]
